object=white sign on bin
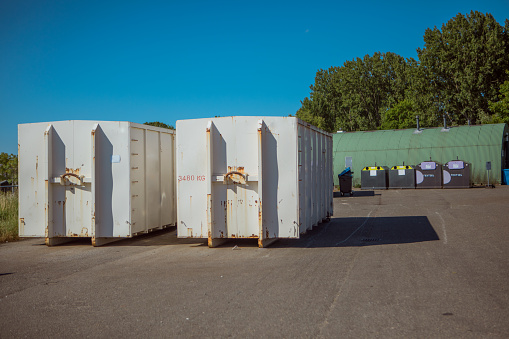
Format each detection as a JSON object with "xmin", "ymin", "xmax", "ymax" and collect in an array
[{"xmin": 176, "ymin": 116, "xmax": 333, "ymax": 248}]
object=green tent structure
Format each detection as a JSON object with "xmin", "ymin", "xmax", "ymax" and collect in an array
[{"xmin": 333, "ymin": 123, "xmax": 509, "ymax": 187}]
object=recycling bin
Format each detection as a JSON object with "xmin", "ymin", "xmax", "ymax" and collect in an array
[
  {"xmin": 443, "ymin": 160, "xmax": 471, "ymax": 188},
  {"xmin": 415, "ymin": 161, "xmax": 442, "ymax": 189},
  {"xmin": 389, "ymin": 165, "xmax": 415, "ymax": 189},
  {"xmin": 361, "ymin": 166, "xmax": 389, "ymax": 190},
  {"xmin": 338, "ymin": 167, "xmax": 353, "ymax": 196}
]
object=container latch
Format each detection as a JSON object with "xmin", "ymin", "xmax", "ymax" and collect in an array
[
  {"xmin": 60, "ymin": 173, "xmax": 85, "ymax": 186},
  {"xmin": 223, "ymin": 171, "xmax": 247, "ymax": 185}
]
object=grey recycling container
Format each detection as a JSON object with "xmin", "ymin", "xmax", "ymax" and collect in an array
[
  {"xmin": 415, "ymin": 161, "xmax": 442, "ymax": 189},
  {"xmin": 443, "ymin": 160, "xmax": 471, "ymax": 188},
  {"xmin": 389, "ymin": 165, "xmax": 415, "ymax": 189},
  {"xmin": 361, "ymin": 166, "xmax": 389, "ymax": 190}
]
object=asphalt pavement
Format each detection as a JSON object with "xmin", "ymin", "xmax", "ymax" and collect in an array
[{"xmin": 1, "ymin": 187, "xmax": 508, "ymax": 338}]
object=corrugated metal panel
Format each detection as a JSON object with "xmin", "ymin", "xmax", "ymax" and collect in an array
[{"xmin": 333, "ymin": 124, "xmax": 508, "ymax": 186}]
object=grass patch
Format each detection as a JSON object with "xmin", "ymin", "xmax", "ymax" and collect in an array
[{"xmin": 0, "ymin": 192, "xmax": 18, "ymax": 242}]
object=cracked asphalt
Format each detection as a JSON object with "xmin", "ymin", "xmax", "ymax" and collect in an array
[{"xmin": 1, "ymin": 187, "xmax": 508, "ymax": 338}]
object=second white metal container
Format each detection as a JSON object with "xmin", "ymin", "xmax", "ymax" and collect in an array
[{"xmin": 176, "ymin": 116, "xmax": 333, "ymax": 247}]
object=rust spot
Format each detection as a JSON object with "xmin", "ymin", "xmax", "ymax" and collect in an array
[
  {"xmin": 19, "ymin": 218, "xmax": 25, "ymax": 224},
  {"xmin": 231, "ymin": 234, "xmax": 236, "ymax": 238},
  {"xmin": 237, "ymin": 166, "xmax": 244, "ymax": 174},
  {"xmin": 265, "ymin": 229, "xmax": 269, "ymax": 238}
]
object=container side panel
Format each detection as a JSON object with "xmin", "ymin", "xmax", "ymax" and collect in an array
[
  {"xmin": 99, "ymin": 122, "xmax": 131, "ymax": 237},
  {"xmin": 305, "ymin": 127, "xmax": 312, "ymax": 229},
  {"xmin": 130, "ymin": 128, "xmax": 146, "ymax": 234},
  {"xmin": 145, "ymin": 130, "xmax": 162, "ymax": 231},
  {"xmin": 265, "ymin": 118, "xmax": 299, "ymax": 238},
  {"xmin": 209, "ymin": 122, "xmax": 227, "ymax": 239},
  {"xmin": 160, "ymin": 132, "xmax": 175, "ymax": 226},
  {"xmin": 176, "ymin": 120, "xmax": 209, "ymax": 238},
  {"xmin": 49, "ymin": 123, "xmax": 73, "ymax": 237},
  {"xmin": 298, "ymin": 125, "xmax": 305, "ymax": 233},
  {"xmin": 70, "ymin": 122, "xmax": 94, "ymax": 237},
  {"xmin": 18, "ymin": 123, "xmax": 51, "ymax": 236},
  {"xmin": 215, "ymin": 117, "xmax": 260, "ymax": 238},
  {"xmin": 313, "ymin": 130, "xmax": 319, "ymax": 226}
]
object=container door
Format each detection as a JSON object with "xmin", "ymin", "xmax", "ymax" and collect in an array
[
  {"xmin": 44, "ymin": 123, "xmax": 94, "ymax": 245},
  {"xmin": 206, "ymin": 119, "xmax": 261, "ymax": 242},
  {"xmin": 205, "ymin": 119, "xmax": 276, "ymax": 247}
]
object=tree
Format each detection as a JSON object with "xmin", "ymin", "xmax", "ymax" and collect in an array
[
  {"xmin": 487, "ymin": 72, "xmax": 509, "ymax": 124},
  {"xmin": 380, "ymin": 99, "xmax": 418, "ymax": 130},
  {"xmin": 417, "ymin": 11, "xmax": 509, "ymax": 125},
  {"xmin": 297, "ymin": 52, "xmax": 416, "ymax": 132},
  {"xmin": 0, "ymin": 153, "xmax": 18, "ymax": 185},
  {"xmin": 144, "ymin": 121, "xmax": 175, "ymax": 130}
]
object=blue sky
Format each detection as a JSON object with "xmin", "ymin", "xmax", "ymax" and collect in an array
[{"xmin": 1, "ymin": 0, "xmax": 508, "ymax": 154}]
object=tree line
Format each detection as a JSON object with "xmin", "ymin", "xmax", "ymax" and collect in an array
[{"xmin": 296, "ymin": 11, "xmax": 509, "ymax": 132}]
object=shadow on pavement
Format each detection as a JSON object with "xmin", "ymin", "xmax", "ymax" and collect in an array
[
  {"xmin": 334, "ymin": 190, "xmax": 380, "ymax": 198},
  {"xmin": 41, "ymin": 215, "xmax": 438, "ymax": 249},
  {"xmin": 274, "ymin": 215, "xmax": 439, "ymax": 248}
]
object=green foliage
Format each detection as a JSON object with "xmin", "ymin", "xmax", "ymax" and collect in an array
[
  {"xmin": 417, "ymin": 11, "xmax": 509, "ymax": 125},
  {"xmin": 0, "ymin": 153, "xmax": 18, "ymax": 185},
  {"xmin": 0, "ymin": 192, "xmax": 18, "ymax": 242},
  {"xmin": 380, "ymin": 100, "xmax": 417, "ymax": 130},
  {"xmin": 144, "ymin": 121, "xmax": 175, "ymax": 130},
  {"xmin": 297, "ymin": 52, "xmax": 416, "ymax": 132},
  {"xmin": 298, "ymin": 11, "xmax": 509, "ymax": 131},
  {"xmin": 487, "ymin": 72, "xmax": 509, "ymax": 124}
]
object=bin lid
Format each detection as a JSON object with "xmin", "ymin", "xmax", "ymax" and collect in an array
[
  {"xmin": 447, "ymin": 160, "xmax": 464, "ymax": 169},
  {"xmin": 363, "ymin": 166, "xmax": 385, "ymax": 171},
  {"xmin": 391, "ymin": 165, "xmax": 413, "ymax": 170},
  {"xmin": 339, "ymin": 167, "xmax": 352, "ymax": 176},
  {"xmin": 420, "ymin": 161, "xmax": 436, "ymax": 170}
]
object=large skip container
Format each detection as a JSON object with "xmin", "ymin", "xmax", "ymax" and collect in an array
[
  {"xmin": 176, "ymin": 117, "xmax": 333, "ymax": 248},
  {"xmin": 18, "ymin": 121, "xmax": 176, "ymax": 246}
]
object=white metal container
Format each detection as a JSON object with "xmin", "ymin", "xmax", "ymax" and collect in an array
[
  {"xmin": 176, "ymin": 116, "xmax": 333, "ymax": 247},
  {"xmin": 18, "ymin": 120, "xmax": 176, "ymax": 246}
]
